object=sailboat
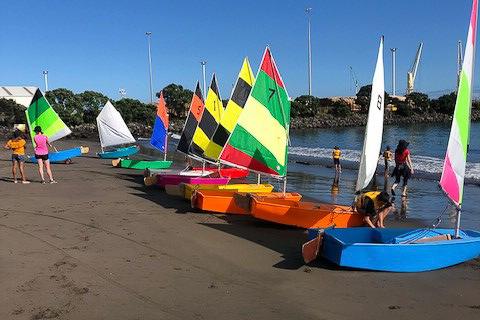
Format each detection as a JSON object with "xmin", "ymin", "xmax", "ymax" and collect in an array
[
  {"xmin": 249, "ymin": 37, "xmax": 388, "ymax": 228},
  {"xmin": 26, "ymin": 89, "xmax": 89, "ymax": 164},
  {"xmin": 97, "ymin": 100, "xmax": 139, "ymax": 159},
  {"xmin": 112, "ymin": 91, "xmax": 172, "ymax": 169},
  {"xmin": 192, "ymin": 48, "xmax": 302, "ymax": 213},
  {"xmin": 169, "ymin": 58, "xmax": 275, "ymax": 200},
  {"xmin": 307, "ymin": 0, "xmax": 480, "ymax": 272},
  {"xmin": 144, "ymin": 82, "xmax": 231, "ymax": 187}
]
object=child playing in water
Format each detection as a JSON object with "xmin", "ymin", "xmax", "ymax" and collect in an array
[
  {"xmin": 4, "ymin": 130, "xmax": 30, "ymax": 183},
  {"xmin": 332, "ymin": 146, "xmax": 342, "ymax": 173},
  {"xmin": 383, "ymin": 146, "xmax": 393, "ymax": 176}
]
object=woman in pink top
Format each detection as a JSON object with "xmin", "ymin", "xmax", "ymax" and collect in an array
[{"xmin": 33, "ymin": 126, "xmax": 56, "ymax": 184}]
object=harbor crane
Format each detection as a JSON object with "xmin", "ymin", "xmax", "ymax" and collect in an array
[
  {"xmin": 349, "ymin": 66, "xmax": 360, "ymax": 95},
  {"xmin": 406, "ymin": 42, "xmax": 423, "ymax": 95}
]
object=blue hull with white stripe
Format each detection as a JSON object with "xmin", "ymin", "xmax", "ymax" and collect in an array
[
  {"xmin": 28, "ymin": 147, "xmax": 84, "ymax": 164},
  {"xmin": 98, "ymin": 145, "xmax": 139, "ymax": 159}
]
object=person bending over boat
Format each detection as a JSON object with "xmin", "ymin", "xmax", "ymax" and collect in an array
[
  {"xmin": 391, "ymin": 140, "xmax": 414, "ymax": 197},
  {"xmin": 4, "ymin": 130, "xmax": 30, "ymax": 184},
  {"xmin": 332, "ymin": 146, "xmax": 342, "ymax": 173},
  {"xmin": 355, "ymin": 191, "xmax": 394, "ymax": 228},
  {"xmin": 33, "ymin": 126, "xmax": 57, "ymax": 184}
]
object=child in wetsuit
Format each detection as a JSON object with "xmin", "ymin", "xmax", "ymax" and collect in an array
[
  {"xmin": 332, "ymin": 146, "xmax": 342, "ymax": 173},
  {"xmin": 4, "ymin": 130, "xmax": 30, "ymax": 183}
]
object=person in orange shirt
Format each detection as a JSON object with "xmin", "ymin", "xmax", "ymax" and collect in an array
[
  {"xmin": 332, "ymin": 146, "xmax": 342, "ymax": 173},
  {"xmin": 4, "ymin": 130, "xmax": 30, "ymax": 184}
]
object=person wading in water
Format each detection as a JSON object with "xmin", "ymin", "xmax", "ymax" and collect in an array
[{"xmin": 391, "ymin": 140, "xmax": 414, "ymax": 197}]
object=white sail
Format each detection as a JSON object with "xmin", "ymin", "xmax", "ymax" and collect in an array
[
  {"xmin": 96, "ymin": 100, "xmax": 136, "ymax": 148},
  {"xmin": 356, "ymin": 36, "xmax": 385, "ymax": 192}
]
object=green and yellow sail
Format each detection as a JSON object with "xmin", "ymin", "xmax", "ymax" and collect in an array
[
  {"xmin": 189, "ymin": 74, "xmax": 223, "ymax": 158},
  {"xmin": 204, "ymin": 58, "xmax": 255, "ymax": 160},
  {"xmin": 219, "ymin": 47, "xmax": 291, "ymax": 177},
  {"xmin": 25, "ymin": 89, "xmax": 71, "ymax": 144}
]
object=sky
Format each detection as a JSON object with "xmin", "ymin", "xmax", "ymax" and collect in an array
[{"xmin": 0, "ymin": 0, "xmax": 477, "ymax": 102}]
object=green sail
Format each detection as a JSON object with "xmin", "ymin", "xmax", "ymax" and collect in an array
[{"xmin": 25, "ymin": 89, "xmax": 72, "ymax": 144}]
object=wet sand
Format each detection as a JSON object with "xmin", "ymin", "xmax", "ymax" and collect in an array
[{"xmin": 1, "ymin": 139, "xmax": 479, "ymax": 320}]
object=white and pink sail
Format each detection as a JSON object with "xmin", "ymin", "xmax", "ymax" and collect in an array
[{"xmin": 440, "ymin": 0, "xmax": 478, "ymax": 207}]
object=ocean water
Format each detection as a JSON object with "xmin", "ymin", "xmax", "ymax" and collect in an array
[{"xmin": 139, "ymin": 122, "xmax": 480, "ymax": 229}]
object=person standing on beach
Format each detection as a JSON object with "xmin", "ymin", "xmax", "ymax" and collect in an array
[
  {"xmin": 33, "ymin": 126, "xmax": 57, "ymax": 184},
  {"xmin": 391, "ymin": 140, "xmax": 413, "ymax": 197},
  {"xmin": 4, "ymin": 130, "xmax": 30, "ymax": 184},
  {"xmin": 332, "ymin": 146, "xmax": 342, "ymax": 173},
  {"xmin": 382, "ymin": 146, "xmax": 393, "ymax": 176}
]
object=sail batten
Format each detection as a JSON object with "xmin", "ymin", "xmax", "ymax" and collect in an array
[
  {"xmin": 440, "ymin": 0, "xmax": 478, "ymax": 207},
  {"xmin": 25, "ymin": 89, "xmax": 72, "ymax": 144},
  {"xmin": 96, "ymin": 101, "xmax": 135, "ymax": 148},
  {"xmin": 219, "ymin": 47, "xmax": 291, "ymax": 177}
]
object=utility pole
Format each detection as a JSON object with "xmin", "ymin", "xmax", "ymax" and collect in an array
[
  {"xmin": 200, "ymin": 61, "xmax": 207, "ymax": 97},
  {"xmin": 306, "ymin": 7, "xmax": 312, "ymax": 96},
  {"xmin": 146, "ymin": 31, "xmax": 154, "ymax": 104},
  {"xmin": 390, "ymin": 48, "xmax": 397, "ymax": 96},
  {"xmin": 42, "ymin": 70, "xmax": 49, "ymax": 92}
]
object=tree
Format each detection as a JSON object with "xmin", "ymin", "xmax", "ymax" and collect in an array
[
  {"xmin": 406, "ymin": 92, "xmax": 430, "ymax": 112},
  {"xmin": 356, "ymin": 85, "xmax": 390, "ymax": 113},
  {"xmin": 46, "ymin": 88, "xmax": 84, "ymax": 126},
  {"xmin": 291, "ymin": 95, "xmax": 330, "ymax": 118},
  {"xmin": 0, "ymin": 98, "xmax": 26, "ymax": 126},
  {"xmin": 158, "ymin": 84, "xmax": 193, "ymax": 118},
  {"xmin": 329, "ymin": 100, "xmax": 352, "ymax": 117},
  {"xmin": 396, "ymin": 100, "xmax": 414, "ymax": 117},
  {"xmin": 115, "ymin": 98, "xmax": 155, "ymax": 126},
  {"xmin": 77, "ymin": 90, "xmax": 109, "ymax": 124},
  {"xmin": 431, "ymin": 92, "xmax": 457, "ymax": 114}
]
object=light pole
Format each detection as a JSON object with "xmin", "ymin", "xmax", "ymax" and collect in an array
[
  {"xmin": 390, "ymin": 48, "xmax": 397, "ymax": 96},
  {"xmin": 146, "ymin": 31, "xmax": 154, "ymax": 104},
  {"xmin": 42, "ymin": 70, "xmax": 49, "ymax": 92},
  {"xmin": 200, "ymin": 61, "xmax": 207, "ymax": 97},
  {"xmin": 306, "ymin": 7, "xmax": 312, "ymax": 96}
]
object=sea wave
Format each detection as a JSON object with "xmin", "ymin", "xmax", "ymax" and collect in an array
[{"xmin": 289, "ymin": 146, "xmax": 480, "ymax": 184}]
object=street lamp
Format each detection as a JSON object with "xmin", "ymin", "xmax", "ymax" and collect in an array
[
  {"xmin": 390, "ymin": 48, "xmax": 397, "ymax": 96},
  {"xmin": 306, "ymin": 7, "xmax": 312, "ymax": 96},
  {"xmin": 146, "ymin": 31, "xmax": 154, "ymax": 104},
  {"xmin": 200, "ymin": 61, "xmax": 207, "ymax": 97},
  {"xmin": 42, "ymin": 70, "xmax": 49, "ymax": 92}
]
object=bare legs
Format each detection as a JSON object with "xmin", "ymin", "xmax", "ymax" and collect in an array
[
  {"xmin": 37, "ymin": 159, "xmax": 54, "ymax": 183},
  {"xmin": 12, "ymin": 160, "xmax": 28, "ymax": 183}
]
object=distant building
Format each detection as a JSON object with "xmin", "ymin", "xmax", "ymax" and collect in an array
[{"xmin": 0, "ymin": 86, "xmax": 37, "ymax": 108}]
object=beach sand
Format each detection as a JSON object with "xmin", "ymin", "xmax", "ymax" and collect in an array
[{"xmin": 1, "ymin": 139, "xmax": 479, "ymax": 320}]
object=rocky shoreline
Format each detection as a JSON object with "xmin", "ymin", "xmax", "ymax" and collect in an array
[{"xmin": 1, "ymin": 110, "xmax": 479, "ymax": 139}]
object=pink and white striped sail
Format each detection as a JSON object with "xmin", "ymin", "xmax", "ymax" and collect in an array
[{"xmin": 440, "ymin": 0, "xmax": 478, "ymax": 207}]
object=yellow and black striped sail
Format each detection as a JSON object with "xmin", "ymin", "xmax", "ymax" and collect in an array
[
  {"xmin": 204, "ymin": 58, "xmax": 255, "ymax": 160},
  {"xmin": 189, "ymin": 74, "xmax": 224, "ymax": 157}
]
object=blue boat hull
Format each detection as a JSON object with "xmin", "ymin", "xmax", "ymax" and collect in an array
[
  {"xmin": 28, "ymin": 147, "xmax": 83, "ymax": 164},
  {"xmin": 319, "ymin": 228, "xmax": 480, "ymax": 272},
  {"xmin": 98, "ymin": 146, "xmax": 139, "ymax": 159}
]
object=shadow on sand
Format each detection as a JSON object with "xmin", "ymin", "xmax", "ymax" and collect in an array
[{"xmin": 118, "ymin": 171, "xmax": 341, "ymax": 271}]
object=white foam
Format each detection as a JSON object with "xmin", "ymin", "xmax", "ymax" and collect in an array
[{"xmin": 289, "ymin": 146, "xmax": 480, "ymax": 181}]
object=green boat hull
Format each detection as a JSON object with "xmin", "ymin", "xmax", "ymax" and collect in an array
[{"xmin": 118, "ymin": 159, "xmax": 173, "ymax": 170}]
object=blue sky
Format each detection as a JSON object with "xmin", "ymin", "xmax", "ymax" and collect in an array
[{"xmin": 0, "ymin": 0, "xmax": 476, "ymax": 101}]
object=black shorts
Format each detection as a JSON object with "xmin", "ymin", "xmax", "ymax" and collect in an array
[
  {"xmin": 392, "ymin": 164, "xmax": 411, "ymax": 185},
  {"xmin": 35, "ymin": 154, "xmax": 49, "ymax": 161},
  {"xmin": 11, "ymin": 154, "xmax": 25, "ymax": 162},
  {"xmin": 333, "ymin": 158, "xmax": 340, "ymax": 165}
]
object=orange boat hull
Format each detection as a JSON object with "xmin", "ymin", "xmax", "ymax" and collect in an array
[
  {"xmin": 250, "ymin": 196, "xmax": 364, "ymax": 229},
  {"xmin": 192, "ymin": 191, "xmax": 302, "ymax": 215}
]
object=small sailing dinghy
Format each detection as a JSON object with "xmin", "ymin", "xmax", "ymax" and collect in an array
[
  {"xmin": 26, "ymin": 89, "xmax": 89, "ymax": 164},
  {"xmin": 97, "ymin": 101, "xmax": 139, "ymax": 159},
  {"xmin": 112, "ymin": 92, "xmax": 172, "ymax": 169},
  {"xmin": 306, "ymin": 1, "xmax": 480, "ymax": 272}
]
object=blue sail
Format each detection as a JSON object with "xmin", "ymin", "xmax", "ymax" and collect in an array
[{"xmin": 150, "ymin": 91, "xmax": 169, "ymax": 152}]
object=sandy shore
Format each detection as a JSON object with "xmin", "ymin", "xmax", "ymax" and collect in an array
[{"xmin": 1, "ymin": 139, "xmax": 479, "ymax": 320}]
